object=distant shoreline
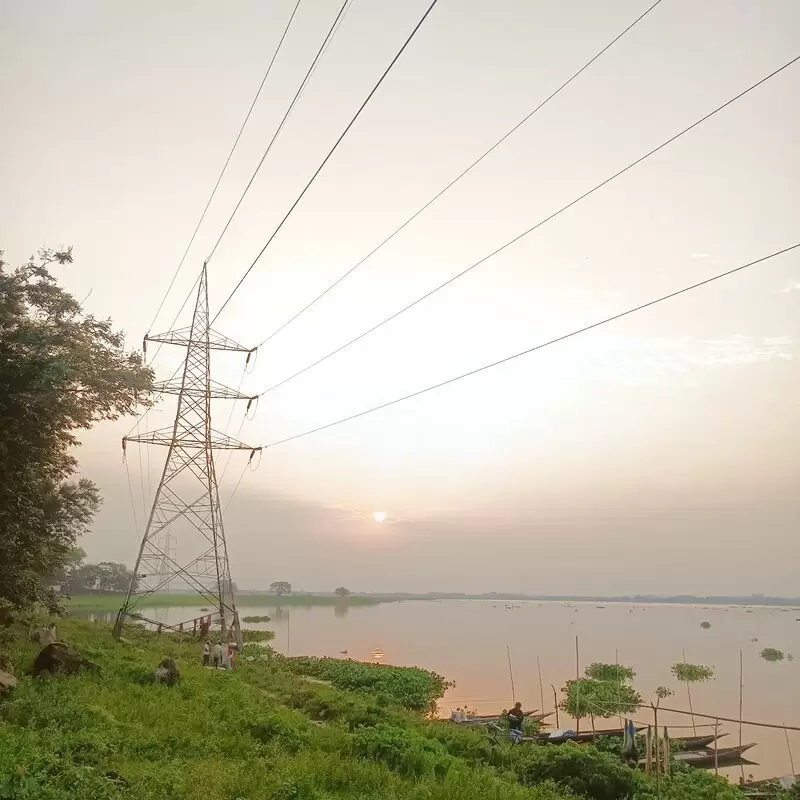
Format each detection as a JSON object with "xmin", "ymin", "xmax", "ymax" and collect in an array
[
  {"xmin": 65, "ymin": 593, "xmax": 385, "ymax": 611},
  {"xmin": 354, "ymin": 592, "xmax": 800, "ymax": 607},
  {"xmin": 65, "ymin": 591, "xmax": 800, "ymax": 613}
]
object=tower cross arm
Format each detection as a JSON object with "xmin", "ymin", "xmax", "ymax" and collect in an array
[
  {"xmin": 153, "ymin": 377, "xmax": 258, "ymax": 401},
  {"xmin": 123, "ymin": 428, "xmax": 261, "ymax": 451},
  {"xmin": 145, "ymin": 326, "xmax": 256, "ymax": 354}
]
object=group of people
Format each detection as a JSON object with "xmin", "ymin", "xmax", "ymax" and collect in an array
[
  {"xmin": 449, "ymin": 701, "xmax": 536, "ymax": 734},
  {"xmin": 202, "ymin": 640, "xmax": 237, "ymax": 670}
]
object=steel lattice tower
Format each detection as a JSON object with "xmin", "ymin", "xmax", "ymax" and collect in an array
[{"xmin": 113, "ymin": 264, "xmax": 258, "ymax": 644}]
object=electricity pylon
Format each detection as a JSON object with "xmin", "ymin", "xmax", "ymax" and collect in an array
[
  {"xmin": 155, "ymin": 531, "xmax": 176, "ymax": 593},
  {"xmin": 113, "ymin": 263, "xmax": 258, "ymax": 644}
]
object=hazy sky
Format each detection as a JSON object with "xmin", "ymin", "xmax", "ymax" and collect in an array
[{"xmin": 2, "ymin": 0, "xmax": 798, "ymax": 595}]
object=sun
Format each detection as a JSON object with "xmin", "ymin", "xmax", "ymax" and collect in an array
[{"xmin": 372, "ymin": 511, "xmax": 386, "ymax": 523}]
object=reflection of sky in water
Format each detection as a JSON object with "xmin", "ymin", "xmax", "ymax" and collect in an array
[{"xmin": 87, "ymin": 600, "xmax": 799, "ymax": 781}]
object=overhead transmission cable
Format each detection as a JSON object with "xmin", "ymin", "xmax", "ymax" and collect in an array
[
  {"xmin": 256, "ymin": 54, "xmax": 800, "ymax": 396},
  {"xmin": 260, "ymin": 243, "xmax": 799, "ymax": 449},
  {"xmin": 253, "ymin": 0, "xmax": 665, "ymax": 349},
  {"xmin": 210, "ymin": 0, "xmax": 356, "ymax": 479},
  {"xmin": 178, "ymin": 0, "xmax": 355, "ymax": 475},
  {"xmin": 203, "ymin": 0, "xmax": 353, "ymax": 266},
  {"xmin": 211, "ymin": 0, "xmax": 441, "ymax": 324},
  {"xmin": 145, "ymin": 0, "xmax": 304, "ymax": 343}
]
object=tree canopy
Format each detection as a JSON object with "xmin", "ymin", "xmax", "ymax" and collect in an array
[
  {"xmin": 269, "ymin": 581, "xmax": 292, "ymax": 596},
  {"xmin": 334, "ymin": 587, "xmax": 351, "ymax": 598},
  {"xmin": 560, "ymin": 662, "xmax": 642, "ymax": 721},
  {"xmin": 670, "ymin": 663, "xmax": 714, "ymax": 683},
  {"xmin": 0, "ymin": 247, "xmax": 152, "ymax": 613}
]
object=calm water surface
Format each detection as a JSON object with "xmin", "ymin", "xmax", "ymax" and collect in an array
[{"xmin": 137, "ymin": 599, "xmax": 800, "ymax": 781}]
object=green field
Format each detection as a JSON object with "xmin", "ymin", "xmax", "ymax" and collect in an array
[
  {"xmin": 0, "ymin": 618, "xmax": 750, "ymax": 799},
  {"xmin": 65, "ymin": 593, "xmax": 385, "ymax": 611}
]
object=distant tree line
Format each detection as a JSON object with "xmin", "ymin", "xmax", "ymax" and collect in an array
[{"xmin": 49, "ymin": 547, "xmax": 134, "ymax": 595}]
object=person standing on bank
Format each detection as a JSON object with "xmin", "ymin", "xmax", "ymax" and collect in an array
[{"xmin": 202, "ymin": 640, "xmax": 210, "ymax": 667}]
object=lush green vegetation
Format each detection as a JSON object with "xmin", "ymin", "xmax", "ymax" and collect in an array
[
  {"xmin": 0, "ymin": 248, "xmax": 151, "ymax": 615},
  {"xmin": 759, "ymin": 647, "xmax": 785, "ymax": 662},
  {"xmin": 279, "ymin": 655, "xmax": 454, "ymax": 713},
  {"xmin": 66, "ymin": 594, "xmax": 385, "ymax": 612},
  {"xmin": 670, "ymin": 663, "xmax": 714, "ymax": 683},
  {"xmin": 560, "ymin": 663, "xmax": 642, "ymax": 724},
  {"xmin": 583, "ymin": 663, "xmax": 635, "ymax": 683},
  {"xmin": 240, "ymin": 630, "xmax": 275, "ymax": 643},
  {"xmin": 0, "ymin": 619, "xmax": 751, "ymax": 800}
]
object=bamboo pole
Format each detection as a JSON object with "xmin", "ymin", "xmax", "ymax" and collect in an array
[
  {"xmin": 714, "ymin": 719, "xmax": 720, "ymax": 775},
  {"xmin": 739, "ymin": 649, "xmax": 744, "ymax": 748},
  {"xmin": 784, "ymin": 722, "xmax": 796, "ymax": 775},
  {"xmin": 653, "ymin": 704, "xmax": 661, "ymax": 778},
  {"xmin": 616, "ymin": 648, "xmax": 623, "ymax": 727},
  {"xmin": 506, "ymin": 645, "xmax": 516, "ymax": 705},
  {"xmin": 536, "ymin": 656, "xmax": 545, "ymax": 720},
  {"xmin": 656, "ymin": 706, "xmax": 800, "ymax": 731},
  {"xmin": 575, "ymin": 636, "xmax": 581, "ymax": 734},
  {"xmin": 682, "ymin": 648, "xmax": 696, "ymax": 734},
  {"xmin": 551, "ymin": 684, "xmax": 560, "ymax": 728}
]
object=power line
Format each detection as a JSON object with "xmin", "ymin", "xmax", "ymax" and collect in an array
[
  {"xmin": 254, "ymin": 0, "xmax": 665, "ymax": 349},
  {"xmin": 211, "ymin": 0, "xmax": 441, "ymax": 324},
  {"xmin": 257, "ymin": 54, "xmax": 800, "ymax": 396},
  {"xmin": 260, "ymin": 243, "xmax": 799, "ymax": 449},
  {"xmin": 204, "ymin": 0, "xmax": 353, "ymax": 266},
  {"xmin": 146, "ymin": 0, "xmax": 304, "ymax": 337}
]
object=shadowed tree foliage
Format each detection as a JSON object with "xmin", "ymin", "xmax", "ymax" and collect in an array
[{"xmin": 0, "ymin": 247, "xmax": 152, "ymax": 613}]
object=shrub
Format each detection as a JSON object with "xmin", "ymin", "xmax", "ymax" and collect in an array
[
  {"xmin": 516, "ymin": 743, "xmax": 638, "ymax": 800},
  {"xmin": 760, "ymin": 648, "xmax": 785, "ymax": 662}
]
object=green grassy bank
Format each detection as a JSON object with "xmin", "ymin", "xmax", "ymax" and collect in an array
[
  {"xmin": 0, "ymin": 619, "xmax": 752, "ymax": 800},
  {"xmin": 65, "ymin": 594, "xmax": 385, "ymax": 612}
]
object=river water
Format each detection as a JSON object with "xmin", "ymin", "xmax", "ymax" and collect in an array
[{"xmin": 116, "ymin": 599, "xmax": 800, "ymax": 782}]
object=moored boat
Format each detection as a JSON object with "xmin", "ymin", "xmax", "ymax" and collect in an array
[
  {"xmin": 533, "ymin": 726, "xmax": 644, "ymax": 744},
  {"xmin": 672, "ymin": 731, "xmax": 728, "ymax": 750},
  {"xmin": 455, "ymin": 710, "xmax": 552, "ymax": 726},
  {"xmin": 647, "ymin": 743, "xmax": 757, "ymax": 769}
]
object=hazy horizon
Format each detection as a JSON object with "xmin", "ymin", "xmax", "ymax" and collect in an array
[{"xmin": 3, "ymin": 0, "xmax": 798, "ymax": 596}]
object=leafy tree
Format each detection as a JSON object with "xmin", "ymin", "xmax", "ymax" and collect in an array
[
  {"xmin": 46, "ymin": 545, "xmax": 86, "ymax": 586},
  {"xmin": 670, "ymin": 663, "xmax": 714, "ymax": 683},
  {"xmin": 561, "ymin": 662, "xmax": 642, "ymax": 729},
  {"xmin": 0, "ymin": 247, "xmax": 152, "ymax": 613},
  {"xmin": 269, "ymin": 581, "xmax": 292, "ymax": 596},
  {"xmin": 334, "ymin": 587, "xmax": 351, "ymax": 598},
  {"xmin": 671, "ymin": 660, "xmax": 714, "ymax": 733},
  {"xmin": 585, "ymin": 662, "xmax": 635, "ymax": 682},
  {"xmin": 65, "ymin": 561, "xmax": 133, "ymax": 594},
  {"xmin": 560, "ymin": 678, "xmax": 642, "ymax": 727}
]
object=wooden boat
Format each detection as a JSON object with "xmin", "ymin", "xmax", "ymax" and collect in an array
[
  {"xmin": 665, "ymin": 743, "xmax": 757, "ymax": 769},
  {"xmin": 533, "ymin": 726, "xmax": 644, "ymax": 744},
  {"xmin": 741, "ymin": 773, "xmax": 800, "ymax": 796},
  {"xmin": 672, "ymin": 732, "xmax": 727, "ymax": 750},
  {"xmin": 454, "ymin": 710, "xmax": 552, "ymax": 726}
]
